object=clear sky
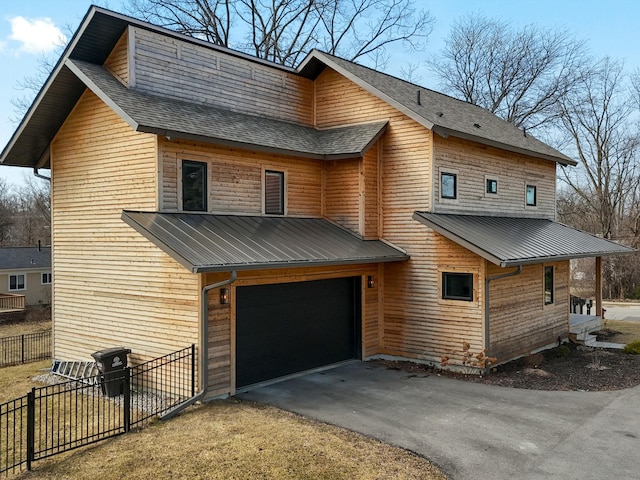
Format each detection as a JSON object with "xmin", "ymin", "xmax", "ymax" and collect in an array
[{"xmin": 1, "ymin": 0, "xmax": 639, "ymax": 186}]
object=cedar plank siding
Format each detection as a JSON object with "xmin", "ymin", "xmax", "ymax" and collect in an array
[
  {"xmin": 159, "ymin": 138, "xmax": 323, "ymax": 216},
  {"xmin": 103, "ymin": 30, "xmax": 129, "ymax": 85},
  {"xmin": 132, "ymin": 28, "xmax": 313, "ymax": 125},
  {"xmin": 204, "ymin": 265, "xmax": 381, "ymax": 397},
  {"xmin": 488, "ymin": 261, "xmax": 569, "ymax": 362},
  {"xmin": 433, "ymin": 135, "xmax": 557, "ymax": 219},
  {"xmin": 324, "ymin": 158, "xmax": 361, "ymax": 234},
  {"xmin": 51, "ymin": 90, "xmax": 199, "ymax": 366},
  {"xmin": 316, "ymin": 68, "xmax": 486, "ymax": 364},
  {"xmin": 362, "ymin": 144, "xmax": 380, "ymax": 239}
]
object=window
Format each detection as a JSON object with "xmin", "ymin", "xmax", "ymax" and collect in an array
[
  {"xmin": 486, "ymin": 178, "xmax": 498, "ymax": 194},
  {"xmin": 264, "ymin": 170, "xmax": 284, "ymax": 215},
  {"xmin": 544, "ymin": 266, "xmax": 554, "ymax": 305},
  {"xmin": 442, "ymin": 272, "xmax": 473, "ymax": 301},
  {"xmin": 182, "ymin": 160, "xmax": 207, "ymax": 211},
  {"xmin": 441, "ymin": 172, "xmax": 457, "ymax": 199},
  {"xmin": 42, "ymin": 272, "xmax": 52, "ymax": 285},
  {"xmin": 9, "ymin": 274, "xmax": 26, "ymax": 291},
  {"xmin": 526, "ymin": 184, "xmax": 537, "ymax": 206}
]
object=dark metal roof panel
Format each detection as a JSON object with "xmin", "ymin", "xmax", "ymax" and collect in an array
[
  {"xmin": 413, "ymin": 212, "xmax": 635, "ymax": 267},
  {"xmin": 0, "ymin": 247, "xmax": 51, "ymax": 270},
  {"xmin": 299, "ymin": 51, "xmax": 575, "ymax": 166},
  {"xmin": 122, "ymin": 211, "xmax": 409, "ymax": 273},
  {"xmin": 67, "ymin": 59, "xmax": 387, "ymax": 159}
]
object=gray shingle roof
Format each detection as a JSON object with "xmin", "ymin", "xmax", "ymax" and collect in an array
[
  {"xmin": 299, "ymin": 51, "xmax": 575, "ymax": 165},
  {"xmin": 65, "ymin": 59, "xmax": 386, "ymax": 160},
  {"xmin": 122, "ymin": 211, "xmax": 409, "ymax": 273},
  {"xmin": 0, "ymin": 247, "xmax": 51, "ymax": 271},
  {"xmin": 413, "ymin": 212, "xmax": 634, "ymax": 267}
]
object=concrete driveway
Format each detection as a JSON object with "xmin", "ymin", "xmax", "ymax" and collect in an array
[
  {"xmin": 603, "ymin": 302, "xmax": 640, "ymax": 322},
  {"xmin": 240, "ymin": 362, "xmax": 640, "ymax": 480}
]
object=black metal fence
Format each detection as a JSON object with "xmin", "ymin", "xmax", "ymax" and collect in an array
[
  {"xmin": 1, "ymin": 344, "xmax": 195, "ymax": 477},
  {"xmin": 0, "ymin": 330, "xmax": 52, "ymax": 368}
]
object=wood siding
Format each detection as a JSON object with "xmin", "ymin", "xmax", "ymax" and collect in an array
[
  {"xmin": 132, "ymin": 27, "xmax": 313, "ymax": 125},
  {"xmin": 103, "ymin": 30, "xmax": 129, "ymax": 85},
  {"xmin": 324, "ymin": 158, "xmax": 361, "ymax": 234},
  {"xmin": 50, "ymin": 90, "xmax": 200, "ymax": 366},
  {"xmin": 204, "ymin": 264, "xmax": 380, "ymax": 397},
  {"xmin": 160, "ymin": 138, "xmax": 323, "ymax": 217},
  {"xmin": 433, "ymin": 135, "xmax": 557, "ymax": 219},
  {"xmin": 489, "ymin": 261, "xmax": 569, "ymax": 362}
]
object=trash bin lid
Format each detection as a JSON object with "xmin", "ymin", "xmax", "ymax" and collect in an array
[{"xmin": 91, "ymin": 347, "xmax": 132, "ymax": 360}]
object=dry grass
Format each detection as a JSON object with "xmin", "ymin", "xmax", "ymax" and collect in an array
[
  {"xmin": 0, "ymin": 316, "xmax": 51, "ymax": 339},
  {"xmin": 603, "ymin": 320, "xmax": 640, "ymax": 345},
  {"xmin": 0, "ymin": 360, "xmax": 51, "ymax": 403},
  {"xmin": 20, "ymin": 400, "xmax": 446, "ymax": 480}
]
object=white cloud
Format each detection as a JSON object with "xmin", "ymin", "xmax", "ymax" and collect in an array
[{"xmin": 9, "ymin": 16, "xmax": 66, "ymax": 54}]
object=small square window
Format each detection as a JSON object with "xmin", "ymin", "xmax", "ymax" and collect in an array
[
  {"xmin": 486, "ymin": 179, "xmax": 497, "ymax": 194},
  {"xmin": 182, "ymin": 160, "xmax": 207, "ymax": 212},
  {"xmin": 9, "ymin": 274, "xmax": 26, "ymax": 291},
  {"xmin": 544, "ymin": 266, "xmax": 554, "ymax": 305},
  {"xmin": 42, "ymin": 273, "xmax": 52, "ymax": 285},
  {"xmin": 526, "ymin": 185, "xmax": 537, "ymax": 206},
  {"xmin": 265, "ymin": 170, "xmax": 284, "ymax": 215},
  {"xmin": 442, "ymin": 272, "xmax": 473, "ymax": 301},
  {"xmin": 441, "ymin": 172, "xmax": 457, "ymax": 199}
]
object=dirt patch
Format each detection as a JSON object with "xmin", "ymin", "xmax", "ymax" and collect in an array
[{"xmin": 378, "ymin": 343, "xmax": 640, "ymax": 391}]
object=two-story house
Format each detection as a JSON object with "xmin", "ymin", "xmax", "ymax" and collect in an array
[{"xmin": 1, "ymin": 7, "xmax": 632, "ymax": 397}]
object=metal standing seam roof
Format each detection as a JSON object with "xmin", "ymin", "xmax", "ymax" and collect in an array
[
  {"xmin": 0, "ymin": 247, "xmax": 51, "ymax": 271},
  {"xmin": 122, "ymin": 211, "xmax": 409, "ymax": 273},
  {"xmin": 65, "ymin": 59, "xmax": 387, "ymax": 160},
  {"xmin": 413, "ymin": 212, "xmax": 635, "ymax": 267},
  {"xmin": 298, "ymin": 51, "xmax": 575, "ymax": 166}
]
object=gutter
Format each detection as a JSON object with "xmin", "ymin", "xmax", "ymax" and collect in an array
[
  {"xmin": 484, "ymin": 265, "xmax": 522, "ymax": 371},
  {"xmin": 33, "ymin": 168, "xmax": 51, "ymax": 182},
  {"xmin": 160, "ymin": 270, "xmax": 237, "ymax": 420}
]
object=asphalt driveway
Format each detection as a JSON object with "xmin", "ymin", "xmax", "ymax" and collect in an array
[{"xmin": 240, "ymin": 361, "xmax": 640, "ymax": 480}]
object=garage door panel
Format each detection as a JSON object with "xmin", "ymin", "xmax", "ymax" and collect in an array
[{"xmin": 236, "ymin": 277, "xmax": 360, "ymax": 388}]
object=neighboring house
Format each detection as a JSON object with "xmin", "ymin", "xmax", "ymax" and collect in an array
[
  {"xmin": 0, "ymin": 7, "xmax": 634, "ymax": 397},
  {"xmin": 0, "ymin": 247, "xmax": 52, "ymax": 307}
]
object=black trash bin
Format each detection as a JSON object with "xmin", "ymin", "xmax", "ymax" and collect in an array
[{"xmin": 91, "ymin": 347, "xmax": 131, "ymax": 397}]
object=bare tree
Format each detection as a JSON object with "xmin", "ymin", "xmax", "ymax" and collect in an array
[
  {"xmin": 430, "ymin": 14, "xmax": 588, "ymax": 134},
  {"xmin": 126, "ymin": 0, "xmax": 433, "ymax": 67}
]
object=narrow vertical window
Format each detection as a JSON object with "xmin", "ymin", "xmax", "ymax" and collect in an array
[
  {"xmin": 41, "ymin": 273, "xmax": 52, "ymax": 285},
  {"xmin": 544, "ymin": 266, "xmax": 554, "ymax": 305},
  {"xmin": 441, "ymin": 172, "xmax": 457, "ymax": 199},
  {"xmin": 486, "ymin": 179, "xmax": 498, "ymax": 194},
  {"xmin": 526, "ymin": 185, "xmax": 537, "ymax": 206},
  {"xmin": 265, "ymin": 170, "xmax": 284, "ymax": 215},
  {"xmin": 182, "ymin": 160, "xmax": 207, "ymax": 212}
]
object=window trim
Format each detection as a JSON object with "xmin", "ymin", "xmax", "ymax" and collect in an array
[
  {"xmin": 263, "ymin": 169, "xmax": 286, "ymax": 215},
  {"xmin": 180, "ymin": 159, "xmax": 208, "ymax": 212},
  {"xmin": 441, "ymin": 272, "xmax": 474, "ymax": 302},
  {"xmin": 525, "ymin": 184, "xmax": 537, "ymax": 207},
  {"xmin": 9, "ymin": 273, "xmax": 26, "ymax": 292},
  {"xmin": 41, "ymin": 272, "xmax": 52, "ymax": 285},
  {"xmin": 440, "ymin": 171, "xmax": 458, "ymax": 200},
  {"xmin": 544, "ymin": 265, "xmax": 554, "ymax": 305}
]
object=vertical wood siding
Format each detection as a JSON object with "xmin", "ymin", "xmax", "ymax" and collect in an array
[
  {"xmin": 488, "ymin": 261, "xmax": 569, "ymax": 362},
  {"xmin": 132, "ymin": 28, "xmax": 313, "ymax": 125},
  {"xmin": 433, "ymin": 136, "xmax": 557, "ymax": 219},
  {"xmin": 50, "ymin": 90, "xmax": 199, "ymax": 365},
  {"xmin": 160, "ymin": 139, "xmax": 323, "ymax": 217},
  {"xmin": 103, "ymin": 30, "xmax": 129, "ymax": 85}
]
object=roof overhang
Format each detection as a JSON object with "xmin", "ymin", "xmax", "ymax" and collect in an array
[
  {"xmin": 122, "ymin": 211, "xmax": 409, "ymax": 273},
  {"xmin": 413, "ymin": 212, "xmax": 635, "ymax": 267}
]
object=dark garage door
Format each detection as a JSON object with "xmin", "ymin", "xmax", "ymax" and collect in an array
[{"xmin": 236, "ymin": 277, "xmax": 361, "ymax": 388}]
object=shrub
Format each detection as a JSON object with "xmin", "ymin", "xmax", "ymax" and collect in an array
[{"xmin": 623, "ymin": 340, "xmax": 640, "ymax": 355}]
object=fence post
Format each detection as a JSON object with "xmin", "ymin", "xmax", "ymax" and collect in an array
[
  {"xmin": 21, "ymin": 334, "xmax": 25, "ymax": 365},
  {"xmin": 123, "ymin": 367, "xmax": 131, "ymax": 433},
  {"xmin": 191, "ymin": 343, "xmax": 196, "ymax": 397},
  {"xmin": 26, "ymin": 389, "xmax": 35, "ymax": 471}
]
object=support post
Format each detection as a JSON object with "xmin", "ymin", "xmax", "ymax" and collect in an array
[{"xmin": 595, "ymin": 256, "xmax": 603, "ymax": 318}]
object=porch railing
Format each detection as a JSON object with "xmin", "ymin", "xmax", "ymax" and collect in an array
[{"xmin": 0, "ymin": 294, "xmax": 25, "ymax": 312}]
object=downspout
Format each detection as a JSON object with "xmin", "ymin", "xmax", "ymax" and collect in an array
[
  {"xmin": 484, "ymin": 265, "xmax": 522, "ymax": 372},
  {"xmin": 33, "ymin": 168, "xmax": 51, "ymax": 182},
  {"xmin": 161, "ymin": 270, "xmax": 237, "ymax": 420}
]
